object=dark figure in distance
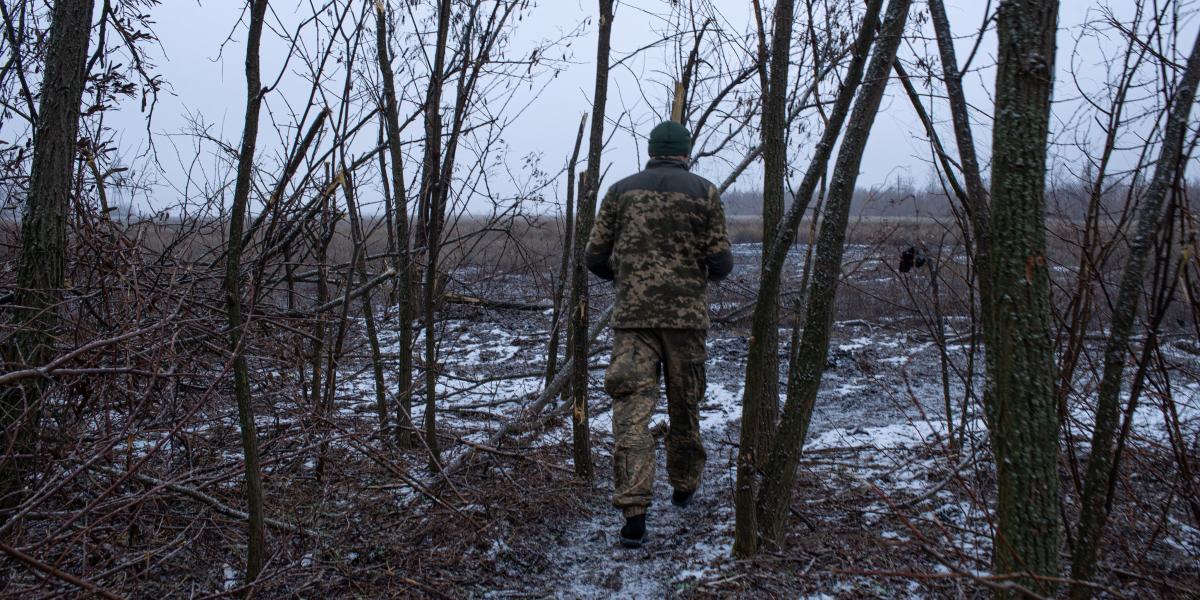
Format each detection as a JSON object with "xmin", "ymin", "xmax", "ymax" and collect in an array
[
  {"xmin": 898, "ymin": 245, "xmax": 926, "ymax": 273},
  {"xmin": 584, "ymin": 121, "xmax": 733, "ymax": 548}
]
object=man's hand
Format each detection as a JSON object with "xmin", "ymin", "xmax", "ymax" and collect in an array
[
  {"xmin": 585, "ymin": 244, "xmax": 616, "ymax": 281},
  {"xmin": 702, "ymin": 249, "xmax": 733, "ymax": 282}
]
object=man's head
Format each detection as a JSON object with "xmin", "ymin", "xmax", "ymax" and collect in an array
[{"xmin": 648, "ymin": 121, "xmax": 692, "ymax": 158}]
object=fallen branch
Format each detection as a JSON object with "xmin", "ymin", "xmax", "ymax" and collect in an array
[
  {"xmin": 278, "ymin": 267, "xmax": 395, "ymax": 318},
  {"xmin": 1101, "ymin": 566, "xmax": 1199, "ymax": 596},
  {"xmin": 899, "ymin": 444, "xmax": 984, "ymax": 508},
  {"xmin": 436, "ymin": 303, "xmax": 614, "ymax": 481},
  {"xmin": 0, "ymin": 541, "xmax": 125, "ymax": 600},
  {"xmin": 0, "ymin": 316, "xmax": 180, "ymax": 386},
  {"xmin": 831, "ymin": 565, "xmax": 1049, "ymax": 599},
  {"xmin": 712, "ymin": 289, "xmax": 803, "ymax": 324},
  {"xmin": 307, "ymin": 414, "xmax": 473, "ymax": 521},
  {"xmin": 443, "ymin": 293, "xmax": 551, "ymax": 312},
  {"xmin": 455, "ymin": 437, "xmax": 573, "ymax": 473},
  {"xmin": 94, "ymin": 466, "xmax": 316, "ymax": 536}
]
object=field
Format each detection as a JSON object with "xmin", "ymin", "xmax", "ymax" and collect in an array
[{"xmin": 3, "ymin": 207, "xmax": 1199, "ymax": 597}]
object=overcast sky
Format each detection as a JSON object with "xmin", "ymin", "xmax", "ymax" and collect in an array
[{"xmin": 97, "ymin": 0, "xmax": 1189, "ymax": 215}]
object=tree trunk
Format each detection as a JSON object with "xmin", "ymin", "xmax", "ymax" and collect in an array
[
  {"xmin": 0, "ymin": 0, "xmax": 93, "ymax": 511},
  {"xmin": 309, "ymin": 198, "xmax": 333, "ymax": 414},
  {"xmin": 569, "ymin": 0, "xmax": 614, "ymax": 481},
  {"xmin": 927, "ymin": 0, "xmax": 995, "ymax": 454},
  {"xmin": 373, "ymin": 0, "xmax": 416, "ymax": 449},
  {"xmin": 753, "ymin": 0, "xmax": 911, "ymax": 550},
  {"xmin": 987, "ymin": 0, "xmax": 1061, "ymax": 595},
  {"xmin": 747, "ymin": 0, "xmax": 795, "ymax": 478},
  {"xmin": 419, "ymin": 0, "xmax": 452, "ymax": 469},
  {"xmin": 222, "ymin": 0, "xmax": 270, "ymax": 581},
  {"xmin": 732, "ymin": 0, "xmax": 885, "ymax": 558},
  {"xmin": 568, "ymin": 171, "xmax": 595, "ymax": 481},
  {"xmin": 310, "ymin": 190, "xmax": 334, "ymax": 480},
  {"xmin": 545, "ymin": 114, "xmax": 588, "ymax": 388},
  {"xmin": 1069, "ymin": 27, "xmax": 1200, "ymax": 600},
  {"xmin": 927, "ymin": 0, "xmax": 991, "ymax": 257},
  {"xmin": 341, "ymin": 170, "xmax": 389, "ymax": 433}
]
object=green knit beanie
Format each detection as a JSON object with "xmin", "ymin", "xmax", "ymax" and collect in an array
[{"xmin": 648, "ymin": 121, "xmax": 692, "ymax": 157}]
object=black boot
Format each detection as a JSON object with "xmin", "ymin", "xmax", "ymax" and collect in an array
[
  {"xmin": 672, "ymin": 488, "xmax": 695, "ymax": 508},
  {"xmin": 619, "ymin": 514, "xmax": 646, "ymax": 548}
]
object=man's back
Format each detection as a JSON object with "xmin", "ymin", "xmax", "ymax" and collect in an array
[
  {"xmin": 586, "ymin": 121, "xmax": 733, "ymax": 548},
  {"xmin": 585, "ymin": 156, "xmax": 732, "ymax": 329}
]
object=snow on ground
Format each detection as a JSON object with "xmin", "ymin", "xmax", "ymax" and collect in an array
[
  {"xmin": 806, "ymin": 419, "xmax": 948, "ymax": 452},
  {"xmin": 316, "ymin": 259, "xmax": 1200, "ymax": 596},
  {"xmin": 470, "ymin": 317, "xmax": 976, "ymax": 598},
  {"xmin": 306, "ymin": 304, "xmax": 986, "ymax": 596},
  {"xmin": 699, "ymin": 380, "xmax": 742, "ymax": 431}
]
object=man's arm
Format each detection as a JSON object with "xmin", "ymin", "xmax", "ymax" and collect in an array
[
  {"xmin": 584, "ymin": 187, "xmax": 618, "ymax": 281},
  {"xmin": 702, "ymin": 185, "xmax": 733, "ymax": 281}
]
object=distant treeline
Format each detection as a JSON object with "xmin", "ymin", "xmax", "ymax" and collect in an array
[{"xmin": 723, "ymin": 178, "xmax": 1200, "ymax": 220}]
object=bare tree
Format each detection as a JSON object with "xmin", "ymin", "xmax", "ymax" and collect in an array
[
  {"xmin": 418, "ymin": 0, "xmax": 453, "ymax": 469},
  {"xmin": 746, "ymin": 0, "xmax": 795, "ymax": 467},
  {"xmin": 927, "ymin": 1, "xmax": 1065, "ymax": 591},
  {"xmin": 568, "ymin": 0, "xmax": 615, "ymax": 481},
  {"xmin": 372, "ymin": 0, "xmax": 416, "ymax": 448},
  {"xmin": 1069, "ymin": 24, "xmax": 1200, "ymax": 600},
  {"xmin": 3, "ymin": 0, "xmax": 1196, "ymax": 596},
  {"xmin": 752, "ymin": 0, "xmax": 911, "ymax": 550},
  {"xmin": 221, "ymin": 0, "xmax": 270, "ymax": 581},
  {"xmin": 733, "ymin": 0, "xmax": 887, "ymax": 558},
  {"xmin": 926, "ymin": 0, "xmax": 992, "ymax": 456},
  {"xmin": 545, "ymin": 114, "xmax": 588, "ymax": 389},
  {"xmin": 341, "ymin": 168, "xmax": 389, "ymax": 432}
]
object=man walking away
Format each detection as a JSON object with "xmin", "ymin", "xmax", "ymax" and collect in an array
[{"xmin": 584, "ymin": 121, "xmax": 733, "ymax": 548}]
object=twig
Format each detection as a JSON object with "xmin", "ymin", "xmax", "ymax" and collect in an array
[
  {"xmin": 898, "ymin": 445, "xmax": 983, "ymax": 508},
  {"xmin": 0, "ymin": 316, "xmax": 180, "ymax": 386},
  {"xmin": 278, "ymin": 267, "xmax": 395, "ymax": 317},
  {"xmin": 455, "ymin": 438, "xmax": 573, "ymax": 473},
  {"xmin": 435, "ymin": 303, "xmax": 614, "ymax": 481},
  {"xmin": 93, "ymin": 466, "xmax": 316, "ymax": 536},
  {"xmin": 0, "ymin": 541, "xmax": 125, "ymax": 600}
]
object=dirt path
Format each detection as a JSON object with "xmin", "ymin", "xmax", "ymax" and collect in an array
[
  {"xmin": 525, "ymin": 420, "xmax": 741, "ymax": 598},
  {"xmin": 415, "ymin": 273, "xmax": 1199, "ymax": 597},
  {"xmin": 484, "ymin": 325, "xmax": 952, "ymax": 598}
]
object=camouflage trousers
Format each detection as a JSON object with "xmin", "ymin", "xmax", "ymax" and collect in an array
[{"xmin": 604, "ymin": 328, "xmax": 708, "ymax": 517}]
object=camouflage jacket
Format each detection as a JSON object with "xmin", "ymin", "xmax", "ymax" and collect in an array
[{"xmin": 584, "ymin": 157, "xmax": 733, "ymax": 329}]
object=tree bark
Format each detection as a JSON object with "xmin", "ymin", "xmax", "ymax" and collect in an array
[
  {"xmin": 1069, "ymin": 27, "xmax": 1200, "ymax": 600},
  {"xmin": 732, "ymin": 0, "xmax": 885, "ymax": 558},
  {"xmin": 545, "ymin": 114, "xmax": 588, "ymax": 388},
  {"xmin": 568, "ymin": 0, "xmax": 614, "ymax": 481},
  {"xmin": 372, "ymin": 0, "xmax": 416, "ymax": 448},
  {"xmin": 753, "ymin": 0, "xmax": 911, "ymax": 550},
  {"xmin": 419, "ymin": 0, "xmax": 453, "ymax": 469},
  {"xmin": 987, "ymin": 0, "xmax": 1061, "ymax": 595},
  {"xmin": 221, "ymin": 0, "xmax": 271, "ymax": 581},
  {"xmin": 0, "ymin": 0, "xmax": 94, "ymax": 511},
  {"xmin": 749, "ymin": 0, "xmax": 796, "ymax": 477}
]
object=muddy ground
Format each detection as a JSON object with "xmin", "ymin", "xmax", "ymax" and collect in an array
[
  {"xmin": 7, "ymin": 242, "xmax": 1195, "ymax": 599},
  {"xmin": 318, "ymin": 243, "xmax": 1199, "ymax": 598}
]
